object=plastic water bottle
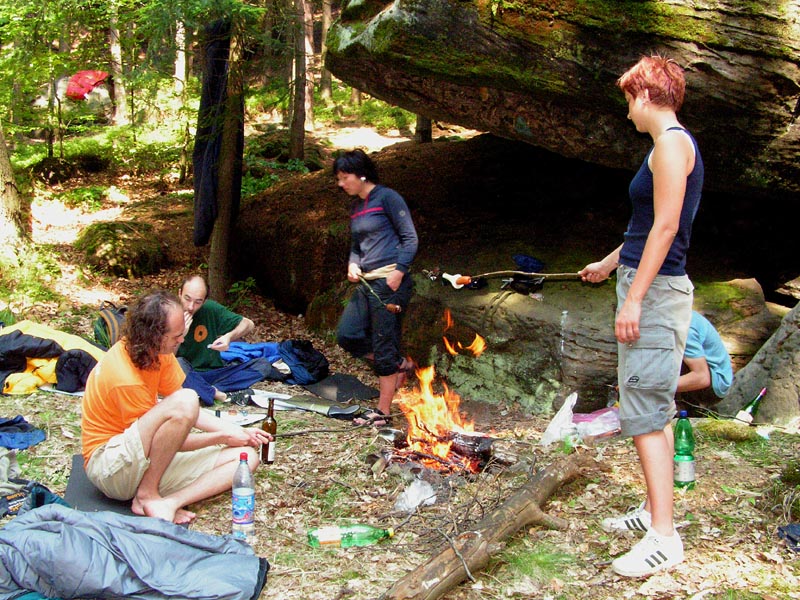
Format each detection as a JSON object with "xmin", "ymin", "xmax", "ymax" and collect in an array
[
  {"xmin": 232, "ymin": 452, "xmax": 256, "ymax": 543},
  {"xmin": 307, "ymin": 524, "xmax": 394, "ymax": 548},
  {"xmin": 673, "ymin": 410, "xmax": 696, "ymax": 490}
]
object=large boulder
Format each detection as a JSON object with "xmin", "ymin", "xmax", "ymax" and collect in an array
[
  {"xmin": 714, "ymin": 301, "xmax": 800, "ymax": 424},
  {"xmin": 236, "ymin": 135, "xmax": 784, "ymax": 413},
  {"xmin": 326, "ymin": 0, "xmax": 800, "ymax": 199}
]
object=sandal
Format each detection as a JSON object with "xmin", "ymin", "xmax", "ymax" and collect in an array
[
  {"xmin": 228, "ymin": 388, "xmax": 254, "ymax": 407},
  {"xmin": 353, "ymin": 409, "xmax": 392, "ymax": 428}
]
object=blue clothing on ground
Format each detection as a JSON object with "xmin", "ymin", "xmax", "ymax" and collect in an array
[
  {"xmin": 178, "ymin": 357, "xmax": 275, "ymax": 406},
  {"xmin": 0, "ymin": 417, "xmax": 46, "ymax": 450},
  {"xmin": 620, "ymin": 127, "xmax": 704, "ymax": 276},
  {"xmin": 684, "ymin": 311, "xmax": 733, "ymax": 398}
]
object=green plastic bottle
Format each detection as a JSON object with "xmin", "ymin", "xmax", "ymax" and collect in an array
[
  {"xmin": 735, "ymin": 387, "xmax": 767, "ymax": 424},
  {"xmin": 673, "ymin": 410, "xmax": 696, "ymax": 490},
  {"xmin": 307, "ymin": 524, "xmax": 394, "ymax": 548}
]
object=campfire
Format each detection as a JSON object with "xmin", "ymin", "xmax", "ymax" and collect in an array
[
  {"xmin": 396, "ymin": 365, "xmax": 488, "ymax": 473},
  {"xmin": 390, "ymin": 310, "xmax": 494, "ymax": 474}
]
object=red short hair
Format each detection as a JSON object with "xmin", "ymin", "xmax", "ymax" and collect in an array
[{"xmin": 617, "ymin": 56, "xmax": 686, "ymax": 112}]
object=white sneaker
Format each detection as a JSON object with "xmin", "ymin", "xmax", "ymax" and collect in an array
[
  {"xmin": 611, "ymin": 529, "xmax": 684, "ymax": 577},
  {"xmin": 601, "ymin": 502, "xmax": 651, "ymax": 533}
]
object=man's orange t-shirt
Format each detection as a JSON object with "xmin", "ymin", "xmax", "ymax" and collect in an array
[{"xmin": 81, "ymin": 340, "xmax": 185, "ymax": 465}]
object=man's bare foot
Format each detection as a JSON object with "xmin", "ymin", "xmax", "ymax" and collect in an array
[
  {"xmin": 132, "ymin": 495, "xmax": 196, "ymax": 524},
  {"xmin": 214, "ymin": 388, "xmax": 227, "ymax": 402},
  {"xmin": 173, "ymin": 508, "xmax": 197, "ymax": 525}
]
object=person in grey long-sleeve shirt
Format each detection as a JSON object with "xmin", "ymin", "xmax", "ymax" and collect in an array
[{"xmin": 334, "ymin": 149, "xmax": 418, "ymax": 427}]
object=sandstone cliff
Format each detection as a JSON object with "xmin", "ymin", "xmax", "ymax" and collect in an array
[{"xmin": 326, "ymin": 0, "xmax": 800, "ymax": 198}]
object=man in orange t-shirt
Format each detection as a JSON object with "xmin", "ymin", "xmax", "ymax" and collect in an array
[{"xmin": 81, "ymin": 290, "xmax": 272, "ymax": 524}]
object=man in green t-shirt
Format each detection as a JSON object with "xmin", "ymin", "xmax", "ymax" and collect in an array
[{"xmin": 177, "ymin": 275, "xmax": 271, "ymax": 405}]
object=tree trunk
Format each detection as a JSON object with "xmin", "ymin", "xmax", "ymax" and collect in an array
[
  {"xmin": 415, "ymin": 115, "xmax": 432, "ymax": 143},
  {"xmin": 302, "ymin": 0, "xmax": 315, "ymax": 131},
  {"xmin": 174, "ymin": 20, "xmax": 187, "ymax": 96},
  {"xmin": 109, "ymin": 0, "xmax": 129, "ymax": 126},
  {"xmin": 288, "ymin": 0, "xmax": 306, "ymax": 160},
  {"xmin": 208, "ymin": 30, "xmax": 244, "ymax": 301},
  {"xmin": 319, "ymin": 0, "xmax": 332, "ymax": 102},
  {"xmin": 383, "ymin": 453, "xmax": 602, "ymax": 600},
  {"xmin": 0, "ymin": 121, "xmax": 27, "ymax": 259}
]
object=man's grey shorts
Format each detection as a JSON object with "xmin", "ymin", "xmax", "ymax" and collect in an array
[{"xmin": 616, "ymin": 264, "xmax": 693, "ymax": 437}]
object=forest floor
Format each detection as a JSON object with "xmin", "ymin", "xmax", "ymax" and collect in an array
[{"xmin": 2, "ymin": 124, "xmax": 800, "ymax": 600}]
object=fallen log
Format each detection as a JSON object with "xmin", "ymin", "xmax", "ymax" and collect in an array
[{"xmin": 381, "ymin": 452, "xmax": 604, "ymax": 600}]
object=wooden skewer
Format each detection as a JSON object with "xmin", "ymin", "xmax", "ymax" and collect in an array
[{"xmin": 448, "ymin": 271, "xmax": 582, "ymax": 288}]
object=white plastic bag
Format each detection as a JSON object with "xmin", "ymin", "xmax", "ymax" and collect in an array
[
  {"xmin": 393, "ymin": 478, "xmax": 437, "ymax": 513},
  {"xmin": 540, "ymin": 392, "xmax": 578, "ymax": 447}
]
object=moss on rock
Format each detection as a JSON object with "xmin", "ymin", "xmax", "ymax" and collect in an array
[{"xmin": 75, "ymin": 221, "xmax": 164, "ymax": 278}]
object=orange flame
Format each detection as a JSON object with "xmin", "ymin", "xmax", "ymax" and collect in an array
[
  {"xmin": 399, "ymin": 365, "xmax": 475, "ymax": 469},
  {"xmin": 443, "ymin": 308, "xmax": 455, "ymax": 331},
  {"xmin": 462, "ymin": 334, "xmax": 486, "ymax": 357},
  {"xmin": 442, "ymin": 306, "xmax": 486, "ymax": 357},
  {"xmin": 443, "ymin": 337, "xmax": 458, "ymax": 356}
]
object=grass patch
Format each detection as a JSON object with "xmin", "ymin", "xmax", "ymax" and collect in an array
[
  {"xmin": 498, "ymin": 538, "xmax": 574, "ymax": 582},
  {"xmin": 314, "ymin": 483, "xmax": 354, "ymax": 520},
  {"xmin": 55, "ymin": 185, "xmax": 107, "ymax": 212},
  {"xmin": 0, "ymin": 248, "xmax": 64, "ymax": 306}
]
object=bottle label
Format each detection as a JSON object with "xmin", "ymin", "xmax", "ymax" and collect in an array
[
  {"xmin": 315, "ymin": 526, "xmax": 343, "ymax": 546},
  {"xmin": 232, "ymin": 488, "xmax": 255, "ymax": 525},
  {"xmin": 735, "ymin": 410, "xmax": 753, "ymax": 424},
  {"xmin": 267, "ymin": 441, "xmax": 276, "ymax": 463},
  {"xmin": 674, "ymin": 459, "xmax": 695, "ymax": 483}
]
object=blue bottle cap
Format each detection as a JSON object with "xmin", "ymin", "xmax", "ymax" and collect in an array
[{"xmin": 679, "ymin": 410, "xmax": 688, "ymax": 418}]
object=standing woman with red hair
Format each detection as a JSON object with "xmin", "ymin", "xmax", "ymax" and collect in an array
[{"xmin": 579, "ymin": 56, "xmax": 703, "ymax": 577}]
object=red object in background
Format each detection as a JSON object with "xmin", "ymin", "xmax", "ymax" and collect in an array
[{"xmin": 66, "ymin": 70, "xmax": 109, "ymax": 101}]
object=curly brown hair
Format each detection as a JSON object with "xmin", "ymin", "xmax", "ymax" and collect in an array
[{"xmin": 123, "ymin": 290, "xmax": 181, "ymax": 370}]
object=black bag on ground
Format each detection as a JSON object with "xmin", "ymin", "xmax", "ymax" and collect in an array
[{"xmin": 94, "ymin": 302, "xmax": 127, "ymax": 350}]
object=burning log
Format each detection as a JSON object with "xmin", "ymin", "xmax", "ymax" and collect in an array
[
  {"xmin": 382, "ymin": 453, "xmax": 604, "ymax": 600},
  {"xmin": 395, "ymin": 431, "xmax": 508, "ymax": 473}
]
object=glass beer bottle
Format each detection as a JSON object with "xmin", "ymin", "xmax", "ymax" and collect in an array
[{"xmin": 261, "ymin": 398, "xmax": 277, "ymax": 464}]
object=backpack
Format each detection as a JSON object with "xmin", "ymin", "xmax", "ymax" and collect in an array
[
  {"xmin": 277, "ymin": 339, "xmax": 330, "ymax": 385},
  {"xmin": 94, "ymin": 302, "xmax": 127, "ymax": 350}
]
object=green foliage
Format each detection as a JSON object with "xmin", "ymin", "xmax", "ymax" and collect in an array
[
  {"xmin": 0, "ymin": 249, "xmax": 63, "ymax": 306},
  {"xmin": 227, "ymin": 277, "xmax": 258, "ymax": 310},
  {"xmin": 56, "ymin": 185, "xmax": 106, "ymax": 212},
  {"xmin": 241, "ymin": 171, "xmax": 279, "ymax": 199},
  {"xmin": 315, "ymin": 81, "xmax": 415, "ymax": 133},
  {"xmin": 0, "ymin": 308, "xmax": 18, "ymax": 326}
]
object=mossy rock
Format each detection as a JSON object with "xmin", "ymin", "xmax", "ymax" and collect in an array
[
  {"xmin": 32, "ymin": 157, "xmax": 76, "ymax": 184},
  {"xmin": 75, "ymin": 221, "xmax": 165, "ymax": 278},
  {"xmin": 247, "ymin": 129, "xmax": 329, "ymax": 172},
  {"xmin": 74, "ymin": 152, "xmax": 112, "ymax": 173}
]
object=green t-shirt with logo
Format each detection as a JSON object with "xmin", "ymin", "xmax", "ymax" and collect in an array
[{"xmin": 176, "ymin": 300, "xmax": 243, "ymax": 370}]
